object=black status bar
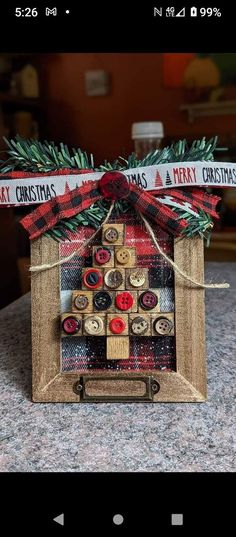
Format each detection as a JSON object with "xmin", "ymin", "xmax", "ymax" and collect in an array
[{"xmin": 0, "ymin": 3, "xmax": 235, "ymax": 52}]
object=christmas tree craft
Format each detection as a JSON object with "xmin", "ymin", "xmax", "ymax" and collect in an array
[{"xmin": 1, "ymin": 135, "xmax": 235, "ymax": 402}]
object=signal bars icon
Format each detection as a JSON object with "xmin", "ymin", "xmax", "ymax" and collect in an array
[{"xmin": 176, "ymin": 8, "xmax": 186, "ymax": 17}]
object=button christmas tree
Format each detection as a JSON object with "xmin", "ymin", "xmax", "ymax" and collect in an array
[{"xmin": 61, "ymin": 223, "xmax": 174, "ymax": 360}]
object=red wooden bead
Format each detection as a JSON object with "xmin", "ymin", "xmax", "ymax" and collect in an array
[{"xmin": 99, "ymin": 171, "xmax": 130, "ymax": 200}]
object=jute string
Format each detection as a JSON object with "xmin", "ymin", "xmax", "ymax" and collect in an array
[
  {"xmin": 139, "ymin": 212, "xmax": 229, "ymax": 289},
  {"xmin": 29, "ymin": 202, "xmax": 115, "ymax": 272},
  {"xmin": 29, "ymin": 202, "xmax": 229, "ymax": 288}
]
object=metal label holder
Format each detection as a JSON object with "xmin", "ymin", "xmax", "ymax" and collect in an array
[{"xmin": 73, "ymin": 375, "xmax": 160, "ymax": 403}]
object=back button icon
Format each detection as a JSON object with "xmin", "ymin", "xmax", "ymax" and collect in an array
[{"xmin": 53, "ymin": 513, "xmax": 64, "ymax": 526}]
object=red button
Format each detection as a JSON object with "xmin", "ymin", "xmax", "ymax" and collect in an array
[
  {"xmin": 62, "ymin": 316, "xmax": 80, "ymax": 334},
  {"xmin": 95, "ymin": 247, "xmax": 111, "ymax": 265},
  {"xmin": 83, "ymin": 268, "xmax": 103, "ymax": 289},
  {"xmin": 109, "ymin": 317, "xmax": 126, "ymax": 334},
  {"xmin": 99, "ymin": 171, "xmax": 130, "ymax": 200},
  {"xmin": 139, "ymin": 291, "xmax": 158, "ymax": 310},
  {"xmin": 115, "ymin": 291, "xmax": 134, "ymax": 311}
]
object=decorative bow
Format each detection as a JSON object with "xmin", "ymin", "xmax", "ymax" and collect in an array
[{"xmin": 20, "ymin": 170, "xmax": 220, "ymax": 240}]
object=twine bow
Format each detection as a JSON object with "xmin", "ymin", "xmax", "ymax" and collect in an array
[{"xmin": 21, "ymin": 170, "xmax": 220, "ymax": 240}]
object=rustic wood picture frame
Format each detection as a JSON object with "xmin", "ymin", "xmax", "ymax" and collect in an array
[{"xmin": 31, "ymin": 236, "xmax": 206, "ymax": 403}]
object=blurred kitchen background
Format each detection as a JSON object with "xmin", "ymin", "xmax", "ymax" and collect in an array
[{"xmin": 1, "ymin": 52, "xmax": 236, "ymax": 308}]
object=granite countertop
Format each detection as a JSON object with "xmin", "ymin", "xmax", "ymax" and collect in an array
[{"xmin": 0, "ymin": 262, "xmax": 235, "ymax": 472}]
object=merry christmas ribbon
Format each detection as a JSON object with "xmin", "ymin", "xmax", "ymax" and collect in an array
[
  {"xmin": 20, "ymin": 170, "xmax": 220, "ymax": 240},
  {"xmin": 1, "ymin": 161, "xmax": 236, "ymax": 207}
]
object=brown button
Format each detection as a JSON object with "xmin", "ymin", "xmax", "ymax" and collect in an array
[
  {"xmin": 153, "ymin": 317, "xmax": 173, "ymax": 335},
  {"xmin": 104, "ymin": 227, "xmax": 119, "ymax": 243},
  {"xmin": 84, "ymin": 315, "xmax": 104, "ymax": 335},
  {"xmin": 129, "ymin": 270, "xmax": 146, "ymax": 288},
  {"xmin": 115, "ymin": 248, "xmax": 131, "ymax": 265},
  {"xmin": 74, "ymin": 294, "xmax": 89, "ymax": 310},
  {"xmin": 104, "ymin": 269, "xmax": 124, "ymax": 289},
  {"xmin": 131, "ymin": 316, "xmax": 148, "ymax": 335}
]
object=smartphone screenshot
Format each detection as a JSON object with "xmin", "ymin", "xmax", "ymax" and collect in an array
[{"xmin": 0, "ymin": 2, "xmax": 235, "ymax": 533}]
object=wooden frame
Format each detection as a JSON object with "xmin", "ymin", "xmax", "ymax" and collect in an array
[{"xmin": 31, "ymin": 236, "xmax": 206, "ymax": 402}]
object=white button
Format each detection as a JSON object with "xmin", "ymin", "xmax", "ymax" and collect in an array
[
  {"xmin": 104, "ymin": 269, "xmax": 124, "ymax": 289},
  {"xmin": 84, "ymin": 315, "xmax": 104, "ymax": 335},
  {"xmin": 154, "ymin": 317, "xmax": 173, "ymax": 335},
  {"xmin": 129, "ymin": 269, "xmax": 146, "ymax": 287}
]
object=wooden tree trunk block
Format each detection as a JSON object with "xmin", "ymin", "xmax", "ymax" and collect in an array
[{"xmin": 106, "ymin": 336, "xmax": 130, "ymax": 360}]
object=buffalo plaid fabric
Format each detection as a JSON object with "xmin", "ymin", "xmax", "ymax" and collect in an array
[
  {"xmin": 21, "ymin": 181, "xmax": 101, "ymax": 240},
  {"xmin": 160, "ymin": 188, "xmax": 220, "ymax": 217},
  {"xmin": 60, "ymin": 211, "xmax": 176, "ymax": 373},
  {"xmin": 127, "ymin": 184, "xmax": 188, "ymax": 235}
]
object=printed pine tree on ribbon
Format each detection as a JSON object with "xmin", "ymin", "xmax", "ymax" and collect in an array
[
  {"xmin": 64, "ymin": 181, "xmax": 71, "ymax": 194},
  {"xmin": 166, "ymin": 171, "xmax": 172, "ymax": 186},
  {"xmin": 155, "ymin": 170, "xmax": 163, "ymax": 188}
]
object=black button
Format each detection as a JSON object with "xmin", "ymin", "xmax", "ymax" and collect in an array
[
  {"xmin": 86, "ymin": 271, "xmax": 100, "ymax": 285},
  {"xmin": 93, "ymin": 291, "xmax": 112, "ymax": 311}
]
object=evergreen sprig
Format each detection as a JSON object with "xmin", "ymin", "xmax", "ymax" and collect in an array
[
  {"xmin": 99, "ymin": 136, "xmax": 221, "ymax": 171},
  {"xmin": 0, "ymin": 136, "xmax": 94, "ymax": 173},
  {"xmin": 174, "ymin": 208, "xmax": 213, "ymax": 247},
  {"xmin": 0, "ymin": 135, "xmax": 222, "ymax": 174}
]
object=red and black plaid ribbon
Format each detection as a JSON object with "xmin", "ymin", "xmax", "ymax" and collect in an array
[{"xmin": 21, "ymin": 170, "xmax": 220, "ymax": 240}]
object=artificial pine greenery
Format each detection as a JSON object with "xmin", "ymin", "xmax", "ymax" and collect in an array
[
  {"xmin": 0, "ymin": 135, "xmax": 221, "ymax": 174},
  {"xmin": 0, "ymin": 136, "xmax": 94, "ymax": 173},
  {"xmin": 100, "ymin": 136, "xmax": 221, "ymax": 171},
  {"xmin": 175, "ymin": 209, "xmax": 213, "ymax": 247},
  {"xmin": 0, "ymin": 135, "xmax": 221, "ymax": 243}
]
